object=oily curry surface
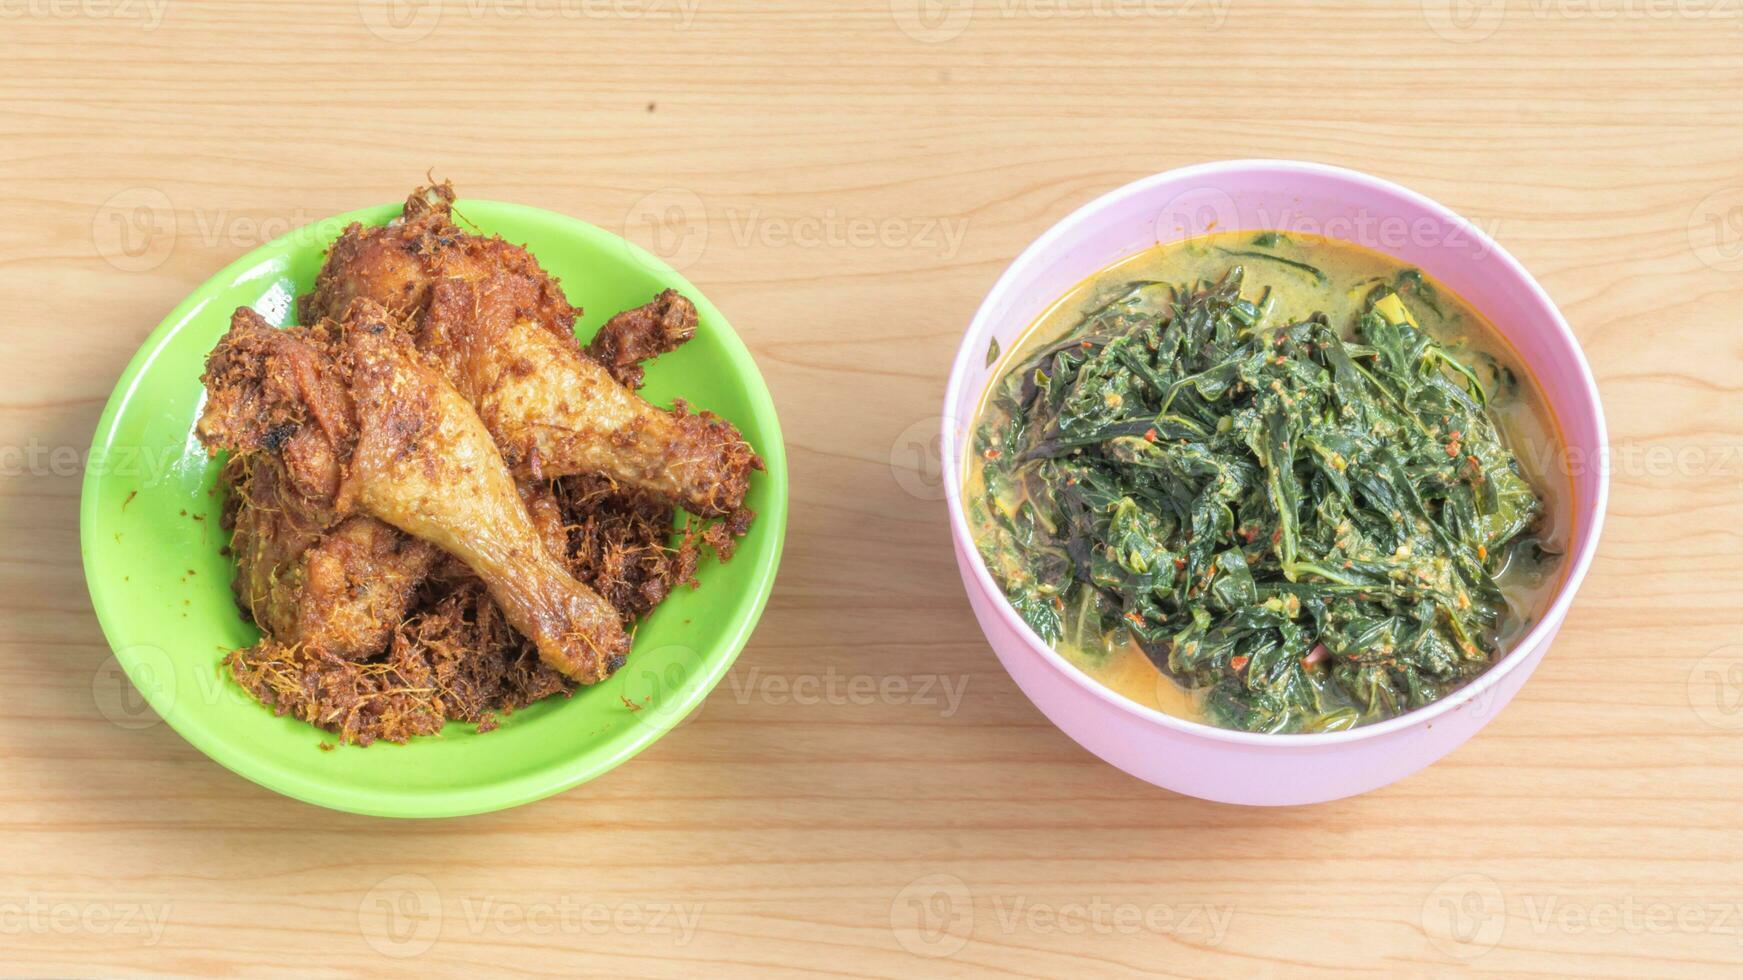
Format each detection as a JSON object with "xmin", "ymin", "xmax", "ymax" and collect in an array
[{"xmin": 966, "ymin": 232, "xmax": 1569, "ymax": 733}]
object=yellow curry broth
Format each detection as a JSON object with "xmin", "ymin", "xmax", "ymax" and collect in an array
[{"xmin": 965, "ymin": 231, "xmax": 1571, "ymax": 723}]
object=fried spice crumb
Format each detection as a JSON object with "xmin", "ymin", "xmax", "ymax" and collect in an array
[{"xmin": 222, "ymin": 468, "xmax": 753, "ymax": 747}]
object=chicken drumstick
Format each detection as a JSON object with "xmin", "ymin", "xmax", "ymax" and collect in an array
[{"xmin": 198, "ymin": 302, "xmax": 631, "ymax": 683}]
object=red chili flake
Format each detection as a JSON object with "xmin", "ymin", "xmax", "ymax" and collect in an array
[
  {"xmin": 1144, "ymin": 428, "xmax": 1158, "ymax": 442},
  {"xmin": 1230, "ymin": 655, "xmax": 1250, "ymax": 671},
  {"xmin": 1126, "ymin": 611, "xmax": 1146, "ymax": 627},
  {"xmin": 1080, "ymin": 340, "xmax": 1093, "ymax": 350},
  {"xmin": 983, "ymin": 448, "xmax": 1002, "ymax": 460},
  {"xmin": 1172, "ymin": 557, "xmax": 1187, "ymax": 570},
  {"xmin": 1271, "ymin": 527, "xmax": 1283, "ymax": 546}
]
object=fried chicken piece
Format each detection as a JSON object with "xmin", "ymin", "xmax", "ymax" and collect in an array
[
  {"xmin": 210, "ymin": 316, "xmax": 435, "ymax": 660},
  {"xmin": 302, "ymin": 183, "xmax": 578, "ymax": 347},
  {"xmin": 300, "ymin": 184, "xmax": 760, "ymax": 517},
  {"xmin": 234, "ymin": 286, "xmax": 712, "ymax": 661},
  {"xmin": 224, "ymin": 453, "xmax": 438, "ymax": 659},
  {"xmin": 586, "ymin": 288, "xmax": 698, "ymax": 390},
  {"xmin": 419, "ymin": 273, "xmax": 759, "ymax": 516},
  {"xmin": 518, "ymin": 480, "xmax": 570, "ymax": 563},
  {"xmin": 198, "ymin": 303, "xmax": 630, "ymax": 683}
]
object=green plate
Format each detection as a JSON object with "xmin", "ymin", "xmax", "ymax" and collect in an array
[{"xmin": 79, "ymin": 200, "xmax": 787, "ymax": 818}]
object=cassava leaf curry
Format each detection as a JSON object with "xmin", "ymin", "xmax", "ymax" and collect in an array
[{"xmin": 966, "ymin": 232, "xmax": 1568, "ymax": 734}]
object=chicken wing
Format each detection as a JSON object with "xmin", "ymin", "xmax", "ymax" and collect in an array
[
  {"xmin": 300, "ymin": 184, "xmax": 760, "ymax": 517},
  {"xmin": 198, "ymin": 303, "xmax": 630, "ymax": 683}
]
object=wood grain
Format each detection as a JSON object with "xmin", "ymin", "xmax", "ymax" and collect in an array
[{"xmin": 3, "ymin": 0, "xmax": 1741, "ymax": 975}]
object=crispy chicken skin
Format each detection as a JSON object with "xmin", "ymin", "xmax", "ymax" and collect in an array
[
  {"xmin": 198, "ymin": 303, "xmax": 630, "ymax": 683},
  {"xmin": 224, "ymin": 454, "xmax": 438, "ymax": 660},
  {"xmin": 300, "ymin": 184, "xmax": 759, "ymax": 517},
  {"xmin": 209, "ymin": 322, "xmax": 430, "ymax": 659},
  {"xmin": 419, "ymin": 274, "xmax": 758, "ymax": 516},
  {"xmin": 203, "ymin": 182, "xmax": 763, "ymax": 743},
  {"xmin": 301, "ymin": 184, "xmax": 577, "ymax": 347}
]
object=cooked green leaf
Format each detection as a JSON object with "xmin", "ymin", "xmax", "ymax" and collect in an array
[{"xmin": 972, "ymin": 267, "xmax": 1548, "ymax": 733}]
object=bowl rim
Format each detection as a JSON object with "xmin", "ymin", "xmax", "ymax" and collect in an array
[
  {"xmin": 79, "ymin": 197, "xmax": 789, "ymax": 817},
  {"xmin": 942, "ymin": 158, "xmax": 1609, "ymax": 747}
]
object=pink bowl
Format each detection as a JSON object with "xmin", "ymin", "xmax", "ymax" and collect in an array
[{"xmin": 942, "ymin": 160, "xmax": 1608, "ymax": 805}]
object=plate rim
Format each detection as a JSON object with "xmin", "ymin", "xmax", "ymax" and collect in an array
[{"xmin": 79, "ymin": 198, "xmax": 789, "ymax": 818}]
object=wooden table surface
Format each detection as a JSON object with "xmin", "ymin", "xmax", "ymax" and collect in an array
[{"xmin": 4, "ymin": 1, "xmax": 1741, "ymax": 976}]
